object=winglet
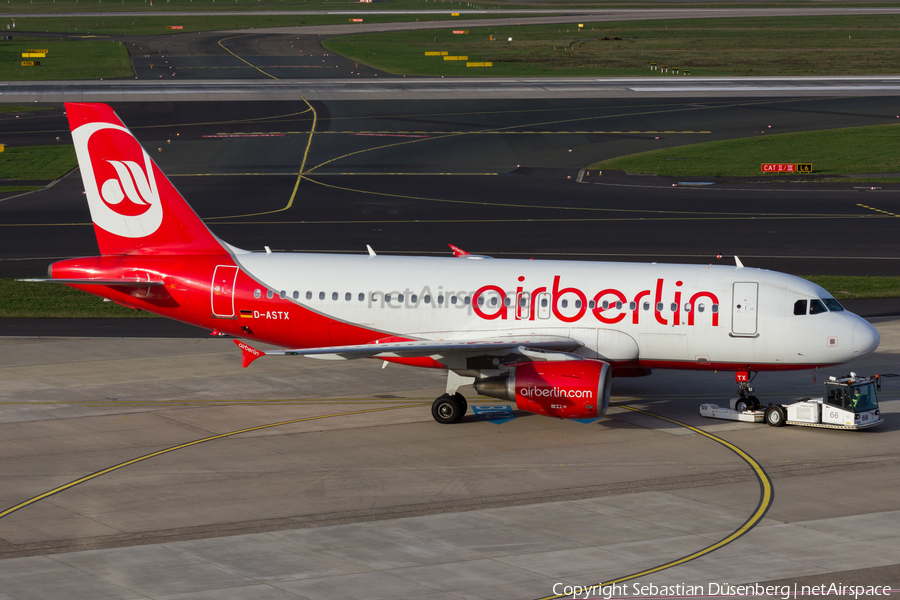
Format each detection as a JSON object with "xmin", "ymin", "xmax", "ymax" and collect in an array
[
  {"xmin": 448, "ymin": 244, "xmax": 470, "ymax": 257},
  {"xmin": 734, "ymin": 255, "xmax": 744, "ymax": 269},
  {"xmin": 367, "ymin": 244, "xmax": 377, "ymax": 257},
  {"xmin": 234, "ymin": 340, "xmax": 265, "ymax": 368}
]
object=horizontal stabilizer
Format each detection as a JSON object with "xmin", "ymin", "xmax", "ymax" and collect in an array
[{"xmin": 18, "ymin": 278, "xmax": 165, "ymax": 287}]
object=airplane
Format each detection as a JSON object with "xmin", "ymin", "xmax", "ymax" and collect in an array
[{"xmin": 23, "ymin": 102, "xmax": 881, "ymax": 424}]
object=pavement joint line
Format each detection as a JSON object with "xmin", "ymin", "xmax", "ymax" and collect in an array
[
  {"xmin": 535, "ymin": 402, "xmax": 773, "ymax": 600},
  {"xmin": 0, "ymin": 404, "xmax": 422, "ymax": 522}
]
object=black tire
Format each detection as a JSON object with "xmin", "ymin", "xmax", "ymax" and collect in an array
[
  {"xmin": 746, "ymin": 395, "xmax": 761, "ymax": 410},
  {"xmin": 432, "ymin": 394, "xmax": 465, "ymax": 424},
  {"xmin": 735, "ymin": 398, "xmax": 751, "ymax": 412},
  {"xmin": 765, "ymin": 405, "xmax": 786, "ymax": 427},
  {"xmin": 458, "ymin": 396, "xmax": 468, "ymax": 415}
]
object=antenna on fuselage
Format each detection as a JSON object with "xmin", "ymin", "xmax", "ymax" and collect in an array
[{"xmin": 734, "ymin": 256, "xmax": 744, "ymax": 268}]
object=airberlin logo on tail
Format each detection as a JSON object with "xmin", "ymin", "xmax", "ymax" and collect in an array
[{"xmin": 71, "ymin": 121, "xmax": 162, "ymax": 238}]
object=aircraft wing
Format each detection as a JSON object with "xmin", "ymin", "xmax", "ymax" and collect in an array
[{"xmin": 235, "ymin": 336, "xmax": 582, "ymax": 367}]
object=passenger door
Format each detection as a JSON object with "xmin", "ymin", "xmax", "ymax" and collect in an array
[{"xmin": 732, "ymin": 282, "xmax": 758, "ymax": 336}]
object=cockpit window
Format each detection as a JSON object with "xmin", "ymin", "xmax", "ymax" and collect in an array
[
  {"xmin": 793, "ymin": 299, "xmax": 807, "ymax": 315},
  {"xmin": 809, "ymin": 299, "xmax": 828, "ymax": 315},
  {"xmin": 822, "ymin": 298, "xmax": 844, "ymax": 312}
]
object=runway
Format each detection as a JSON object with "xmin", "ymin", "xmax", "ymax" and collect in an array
[{"xmin": 5, "ymin": 77, "xmax": 900, "ymax": 101}]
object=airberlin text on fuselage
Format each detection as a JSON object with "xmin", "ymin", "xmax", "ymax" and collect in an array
[{"xmin": 473, "ymin": 276, "xmax": 720, "ymax": 326}]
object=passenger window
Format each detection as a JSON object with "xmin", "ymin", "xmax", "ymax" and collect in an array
[
  {"xmin": 684, "ymin": 303, "xmax": 691, "ymax": 312},
  {"xmin": 358, "ymin": 293, "xmax": 365, "ymax": 302},
  {"xmin": 292, "ymin": 291, "xmax": 299, "ymax": 300},
  {"xmin": 254, "ymin": 289, "xmax": 261, "ymax": 299},
  {"xmin": 398, "ymin": 294, "xmax": 405, "ymax": 302},
  {"xmin": 629, "ymin": 301, "xmax": 636, "ymax": 310},
  {"xmin": 490, "ymin": 297, "xmax": 498, "ymax": 306},
  {"xmin": 332, "ymin": 292, "xmax": 338, "ymax": 301},
  {"xmin": 561, "ymin": 299, "xmax": 568, "ymax": 308},
  {"xmin": 698, "ymin": 303, "xmax": 705, "ymax": 312},
  {"xmin": 670, "ymin": 303, "xmax": 677, "ymax": 312},
  {"xmin": 306, "ymin": 291, "xmax": 312, "ymax": 300},
  {"xmin": 411, "ymin": 294, "xmax": 418, "ymax": 303},
  {"xmin": 615, "ymin": 301, "xmax": 622, "ymax": 310},
  {"xmin": 438, "ymin": 295, "xmax": 444, "ymax": 304},
  {"xmin": 643, "ymin": 302, "xmax": 650, "ymax": 311},
  {"xmin": 541, "ymin": 298, "xmax": 548, "ymax": 308},
  {"xmin": 575, "ymin": 300, "xmax": 582, "ymax": 309},
  {"xmin": 712, "ymin": 304, "xmax": 719, "ymax": 313},
  {"xmin": 504, "ymin": 297, "xmax": 511, "ymax": 306},
  {"xmin": 464, "ymin": 296, "xmax": 470, "ymax": 305},
  {"xmin": 280, "ymin": 290, "xmax": 286, "ymax": 300},
  {"xmin": 319, "ymin": 292, "xmax": 325, "ymax": 300},
  {"xmin": 345, "ymin": 292, "xmax": 351, "ymax": 301},
  {"xmin": 810, "ymin": 299, "xmax": 828, "ymax": 315},
  {"xmin": 451, "ymin": 296, "xmax": 458, "ymax": 305},
  {"xmin": 794, "ymin": 299, "xmax": 808, "ymax": 315},
  {"xmin": 424, "ymin": 295, "xmax": 431, "ymax": 304},
  {"xmin": 589, "ymin": 300, "xmax": 595, "ymax": 309},
  {"xmin": 602, "ymin": 300, "xmax": 609, "ymax": 310},
  {"xmin": 520, "ymin": 297, "xmax": 527, "ymax": 307},
  {"xmin": 385, "ymin": 294, "xmax": 392, "ymax": 302},
  {"xmin": 478, "ymin": 297, "xmax": 485, "ymax": 306},
  {"xmin": 656, "ymin": 302, "xmax": 664, "ymax": 311},
  {"xmin": 266, "ymin": 290, "xmax": 274, "ymax": 299}
]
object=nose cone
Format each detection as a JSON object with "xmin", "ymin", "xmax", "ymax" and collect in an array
[{"xmin": 852, "ymin": 319, "xmax": 880, "ymax": 357}]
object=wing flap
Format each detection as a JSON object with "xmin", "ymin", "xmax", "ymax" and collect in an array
[{"xmin": 234, "ymin": 337, "xmax": 582, "ymax": 366}]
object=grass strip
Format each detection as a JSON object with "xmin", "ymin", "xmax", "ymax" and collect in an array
[
  {"xmin": 0, "ymin": 105, "xmax": 52, "ymax": 114},
  {"xmin": 0, "ymin": 279, "xmax": 158, "ymax": 318},
  {"xmin": 0, "ymin": 38, "xmax": 131, "ymax": 80},
  {"xmin": 323, "ymin": 15, "xmax": 900, "ymax": 77},
  {"xmin": 804, "ymin": 276, "xmax": 900, "ymax": 300},
  {"xmin": 0, "ymin": 185, "xmax": 43, "ymax": 193},
  {"xmin": 1, "ymin": 276, "xmax": 897, "ymax": 319},
  {"xmin": 0, "ymin": 145, "xmax": 77, "ymax": 180},
  {"xmin": 588, "ymin": 124, "xmax": 900, "ymax": 177}
]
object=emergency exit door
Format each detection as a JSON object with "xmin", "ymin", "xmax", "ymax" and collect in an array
[
  {"xmin": 211, "ymin": 265, "xmax": 239, "ymax": 318},
  {"xmin": 732, "ymin": 282, "xmax": 758, "ymax": 336}
]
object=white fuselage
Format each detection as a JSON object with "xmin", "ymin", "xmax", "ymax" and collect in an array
[{"xmin": 233, "ymin": 252, "xmax": 879, "ymax": 370}]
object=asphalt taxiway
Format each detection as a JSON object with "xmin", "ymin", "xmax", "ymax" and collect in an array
[
  {"xmin": 0, "ymin": 320, "xmax": 898, "ymax": 598},
  {"xmin": 2, "ymin": 96, "xmax": 900, "ymax": 281}
]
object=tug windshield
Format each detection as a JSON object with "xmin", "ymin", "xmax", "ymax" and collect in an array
[{"xmin": 849, "ymin": 382, "xmax": 878, "ymax": 412}]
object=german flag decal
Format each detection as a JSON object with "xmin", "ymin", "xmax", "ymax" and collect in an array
[{"xmin": 240, "ymin": 310, "xmax": 254, "ymax": 318}]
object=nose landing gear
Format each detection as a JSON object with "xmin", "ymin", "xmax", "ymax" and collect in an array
[{"xmin": 734, "ymin": 371, "xmax": 760, "ymax": 412}]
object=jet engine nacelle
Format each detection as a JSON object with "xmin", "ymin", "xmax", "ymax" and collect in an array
[{"xmin": 474, "ymin": 359, "xmax": 611, "ymax": 419}]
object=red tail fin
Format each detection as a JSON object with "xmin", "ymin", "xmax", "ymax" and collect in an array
[{"xmin": 66, "ymin": 103, "xmax": 224, "ymax": 256}]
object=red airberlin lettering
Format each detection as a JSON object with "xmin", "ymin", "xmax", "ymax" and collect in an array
[{"xmin": 471, "ymin": 276, "xmax": 719, "ymax": 327}]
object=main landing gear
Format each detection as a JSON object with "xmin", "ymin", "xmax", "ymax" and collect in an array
[{"xmin": 431, "ymin": 393, "xmax": 467, "ymax": 424}]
